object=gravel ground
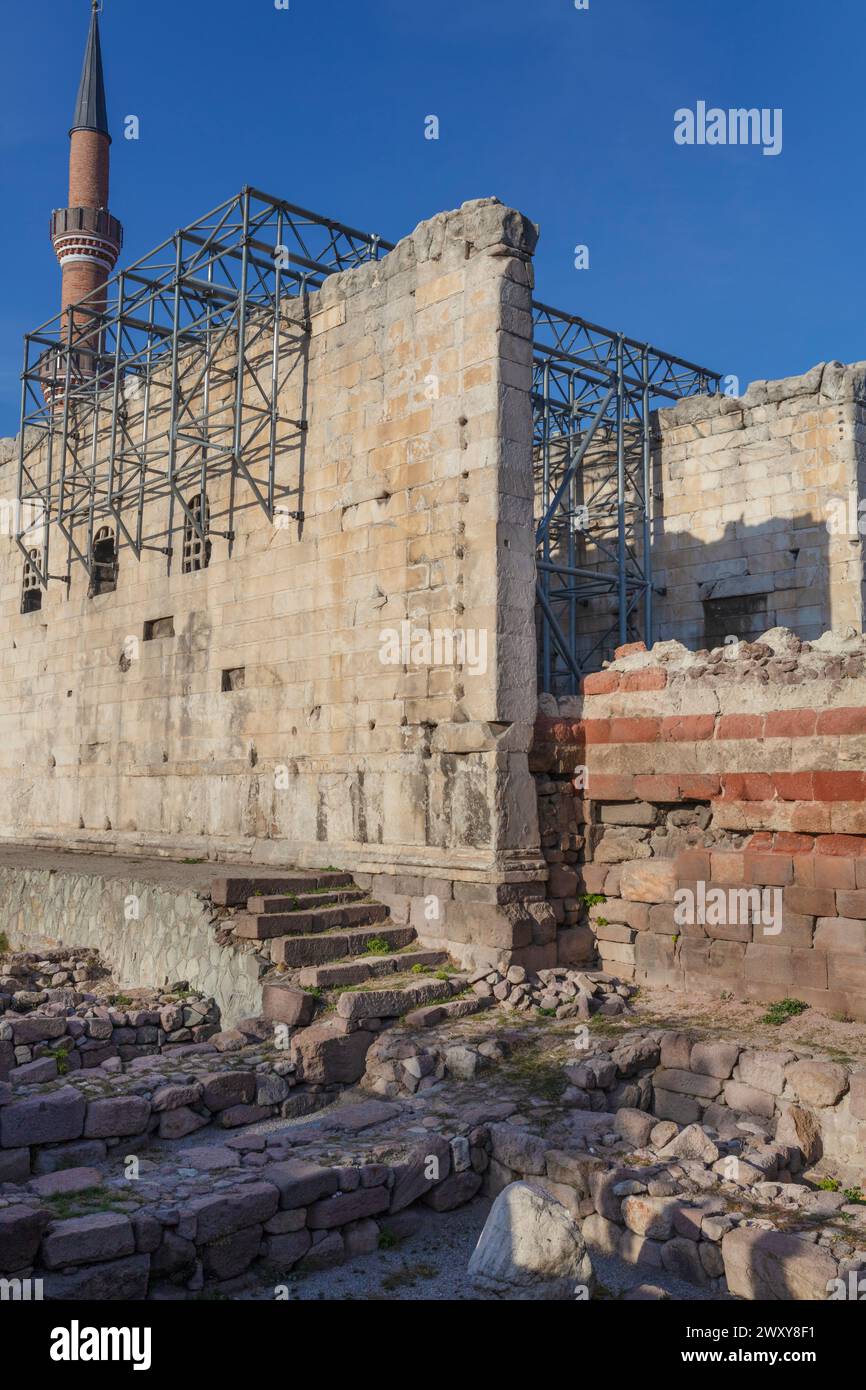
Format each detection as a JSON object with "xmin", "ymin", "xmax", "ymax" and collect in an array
[
  {"xmin": 233, "ymin": 1196, "xmax": 723, "ymax": 1303},
  {"xmin": 240, "ymin": 1197, "xmax": 492, "ymax": 1301}
]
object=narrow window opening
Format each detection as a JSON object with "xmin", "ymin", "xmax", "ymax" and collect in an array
[
  {"xmin": 183, "ymin": 492, "xmax": 211, "ymax": 573},
  {"xmin": 21, "ymin": 549, "xmax": 42, "ymax": 614},
  {"xmin": 89, "ymin": 525, "xmax": 118, "ymax": 596}
]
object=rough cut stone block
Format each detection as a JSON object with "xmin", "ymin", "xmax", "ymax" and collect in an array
[
  {"xmin": 653, "ymin": 1068, "xmax": 722, "ymax": 1099},
  {"xmin": 621, "ymin": 1195, "xmax": 679, "ymax": 1240},
  {"xmin": 43, "ymin": 1254, "xmax": 150, "ymax": 1302},
  {"xmin": 390, "ymin": 1136, "xmax": 452, "ymax": 1212},
  {"xmin": 775, "ymin": 1104, "xmax": 822, "ymax": 1163},
  {"xmin": 723, "ymin": 1079, "xmax": 776, "ymax": 1118},
  {"xmin": 83, "ymin": 1095, "xmax": 150, "ymax": 1138},
  {"xmin": 422, "ymin": 1170, "xmax": 483, "ymax": 1210},
  {"xmin": 652, "ymin": 1087, "xmax": 701, "ymax": 1125},
  {"xmin": 785, "ymin": 1059, "xmax": 849, "ymax": 1108},
  {"xmin": 689, "ymin": 1041, "xmax": 740, "ymax": 1079},
  {"xmin": 202, "ymin": 1224, "xmax": 262, "ymax": 1279},
  {"xmin": 849, "ymin": 1071, "xmax": 866, "ymax": 1122},
  {"xmin": 620, "ymin": 861, "xmax": 678, "ymax": 904},
  {"xmin": 583, "ymin": 1212, "xmax": 621, "ymax": 1255},
  {"xmin": 28, "ymin": 1166, "xmax": 103, "ymax": 1199},
  {"xmin": 41, "ymin": 1212, "xmax": 135, "ymax": 1269},
  {"xmin": 662, "ymin": 1235, "xmax": 709, "ymax": 1285},
  {"xmin": 488, "ymin": 1123, "xmax": 548, "ymax": 1175},
  {"xmin": 186, "ymin": 1183, "xmax": 279, "ymax": 1242},
  {"xmin": 200, "ymin": 1071, "xmax": 256, "ymax": 1111},
  {"xmin": 722, "ymin": 1227, "xmax": 838, "ymax": 1300},
  {"xmin": 614, "ymin": 1108, "xmax": 655, "ymax": 1147},
  {"xmin": 736, "ymin": 1049, "xmax": 797, "ymax": 1096},
  {"xmin": 265, "ymin": 1158, "xmax": 340, "ymax": 1209},
  {"xmin": 290, "ymin": 1025, "xmax": 374, "ymax": 1085},
  {"xmin": 0, "ymin": 1148, "xmax": 30, "ymax": 1184},
  {"xmin": 659, "ymin": 1032, "xmax": 693, "ymax": 1069},
  {"xmin": 307, "ymin": 1185, "xmax": 390, "ymax": 1229},
  {"xmin": 0, "ymin": 1086, "xmax": 86, "ymax": 1148},
  {"xmin": 261, "ymin": 1229, "xmax": 312, "ymax": 1269},
  {"xmin": 261, "ymin": 984, "xmax": 316, "ymax": 1028},
  {"xmin": 0, "ymin": 1203, "xmax": 50, "ymax": 1272},
  {"xmin": 469, "ymin": 1182, "xmax": 594, "ymax": 1300}
]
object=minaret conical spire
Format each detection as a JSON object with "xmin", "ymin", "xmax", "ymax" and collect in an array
[
  {"xmin": 71, "ymin": 2, "xmax": 110, "ymax": 140},
  {"xmin": 47, "ymin": 0, "xmax": 123, "ymax": 396}
]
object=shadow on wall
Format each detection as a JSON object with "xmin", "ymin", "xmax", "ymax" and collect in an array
[
  {"xmin": 537, "ymin": 511, "xmax": 838, "ymax": 687},
  {"xmin": 651, "ymin": 512, "xmax": 836, "ymax": 652}
]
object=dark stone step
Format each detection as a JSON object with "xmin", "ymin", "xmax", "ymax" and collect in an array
[
  {"xmin": 246, "ymin": 888, "xmax": 366, "ymax": 914},
  {"xmin": 298, "ymin": 949, "xmax": 448, "ymax": 989},
  {"xmin": 233, "ymin": 901, "xmax": 389, "ymax": 942},
  {"xmin": 270, "ymin": 924, "xmax": 416, "ymax": 969},
  {"xmin": 211, "ymin": 871, "xmax": 354, "ymax": 907}
]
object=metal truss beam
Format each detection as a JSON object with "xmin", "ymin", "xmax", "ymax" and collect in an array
[
  {"xmin": 532, "ymin": 300, "xmax": 722, "ymax": 695},
  {"xmin": 16, "ymin": 188, "xmax": 393, "ymax": 589}
]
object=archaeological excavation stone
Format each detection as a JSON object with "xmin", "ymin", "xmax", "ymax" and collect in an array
[
  {"xmin": 722, "ymin": 1227, "xmax": 839, "ymax": 1301},
  {"xmin": 469, "ymin": 1182, "xmax": 594, "ymax": 1300}
]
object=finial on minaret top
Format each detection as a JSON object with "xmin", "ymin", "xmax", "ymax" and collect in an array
[{"xmin": 71, "ymin": 0, "xmax": 110, "ymax": 141}]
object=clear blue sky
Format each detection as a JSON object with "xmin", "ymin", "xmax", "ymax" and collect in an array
[{"xmin": 1, "ymin": 0, "xmax": 863, "ymax": 432}]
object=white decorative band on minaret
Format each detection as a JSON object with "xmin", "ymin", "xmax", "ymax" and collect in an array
[{"xmin": 53, "ymin": 232, "xmax": 119, "ymax": 275}]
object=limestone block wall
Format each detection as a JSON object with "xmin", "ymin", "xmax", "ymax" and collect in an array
[
  {"xmin": 651, "ymin": 363, "xmax": 866, "ymax": 650},
  {"xmin": 532, "ymin": 628, "xmax": 866, "ymax": 1020},
  {"xmin": 0, "ymin": 199, "xmax": 545, "ymax": 957}
]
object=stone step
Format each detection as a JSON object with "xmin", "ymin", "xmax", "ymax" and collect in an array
[
  {"xmin": 233, "ymin": 901, "xmax": 389, "ymax": 942},
  {"xmin": 246, "ymin": 888, "xmax": 366, "ymax": 914},
  {"xmin": 270, "ymin": 924, "xmax": 417, "ymax": 969},
  {"xmin": 298, "ymin": 949, "xmax": 448, "ymax": 990},
  {"xmin": 212, "ymin": 871, "xmax": 354, "ymax": 907},
  {"xmin": 403, "ymin": 995, "xmax": 494, "ymax": 1027},
  {"xmin": 335, "ymin": 975, "xmax": 468, "ymax": 1022}
]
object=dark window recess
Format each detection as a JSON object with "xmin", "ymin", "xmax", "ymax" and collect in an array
[
  {"xmin": 144, "ymin": 616, "xmax": 175, "ymax": 641},
  {"xmin": 222, "ymin": 667, "xmax": 245, "ymax": 692},
  {"xmin": 89, "ymin": 526, "xmax": 118, "ymax": 596},
  {"xmin": 703, "ymin": 593, "xmax": 769, "ymax": 651},
  {"xmin": 183, "ymin": 493, "xmax": 212, "ymax": 573},
  {"xmin": 21, "ymin": 550, "xmax": 42, "ymax": 614}
]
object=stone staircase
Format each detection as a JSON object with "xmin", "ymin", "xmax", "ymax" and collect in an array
[{"xmin": 213, "ymin": 869, "xmax": 488, "ymax": 1086}]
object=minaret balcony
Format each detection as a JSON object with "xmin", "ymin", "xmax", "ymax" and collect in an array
[{"xmin": 50, "ymin": 205, "xmax": 123, "ymax": 251}]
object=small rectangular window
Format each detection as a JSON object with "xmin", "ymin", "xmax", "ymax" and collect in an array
[
  {"xmin": 703, "ymin": 594, "xmax": 769, "ymax": 650},
  {"xmin": 221, "ymin": 667, "xmax": 245, "ymax": 692},
  {"xmin": 144, "ymin": 616, "xmax": 175, "ymax": 641}
]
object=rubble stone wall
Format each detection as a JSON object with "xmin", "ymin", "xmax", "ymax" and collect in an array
[
  {"xmin": 532, "ymin": 629, "xmax": 866, "ymax": 1019},
  {"xmin": 0, "ymin": 867, "xmax": 262, "ymax": 1024}
]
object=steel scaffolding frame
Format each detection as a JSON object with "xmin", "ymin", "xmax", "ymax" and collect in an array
[
  {"xmin": 15, "ymin": 186, "xmax": 721, "ymax": 695},
  {"xmin": 16, "ymin": 187, "xmax": 392, "ymax": 587},
  {"xmin": 532, "ymin": 301, "xmax": 722, "ymax": 694}
]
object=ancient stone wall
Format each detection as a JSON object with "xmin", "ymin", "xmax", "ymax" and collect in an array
[
  {"xmin": 532, "ymin": 628, "xmax": 866, "ymax": 1019},
  {"xmin": 651, "ymin": 363, "xmax": 866, "ymax": 649},
  {"xmin": 0, "ymin": 199, "xmax": 544, "ymax": 960}
]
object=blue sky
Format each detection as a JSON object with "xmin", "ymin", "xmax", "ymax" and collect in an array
[{"xmin": 0, "ymin": 0, "xmax": 863, "ymax": 432}]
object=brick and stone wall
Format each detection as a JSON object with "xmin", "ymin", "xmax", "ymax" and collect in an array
[{"xmin": 532, "ymin": 628, "xmax": 866, "ymax": 1019}]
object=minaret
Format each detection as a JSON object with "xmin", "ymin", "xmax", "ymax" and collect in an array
[{"xmin": 50, "ymin": 1, "xmax": 122, "ymax": 338}]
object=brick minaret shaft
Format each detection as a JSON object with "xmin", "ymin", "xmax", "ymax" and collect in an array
[{"xmin": 51, "ymin": 2, "xmax": 122, "ymax": 338}]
